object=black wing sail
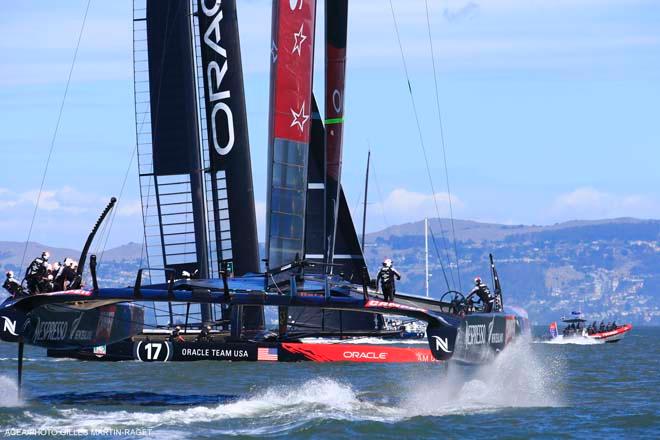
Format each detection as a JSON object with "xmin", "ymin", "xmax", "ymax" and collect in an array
[
  {"xmin": 134, "ymin": 0, "xmax": 213, "ymax": 325},
  {"xmin": 303, "ymin": 96, "xmax": 326, "ymax": 268},
  {"xmin": 195, "ymin": 0, "xmax": 259, "ymax": 276}
]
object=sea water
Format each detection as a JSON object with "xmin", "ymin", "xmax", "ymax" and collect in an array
[{"xmin": 0, "ymin": 327, "xmax": 658, "ymax": 439}]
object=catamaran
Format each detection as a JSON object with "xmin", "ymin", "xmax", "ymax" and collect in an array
[{"xmin": 0, "ymin": 1, "xmax": 530, "ymax": 393}]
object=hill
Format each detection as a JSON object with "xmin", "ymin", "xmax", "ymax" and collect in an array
[
  {"xmin": 2, "ymin": 218, "xmax": 659, "ymax": 324},
  {"xmin": 365, "ymin": 218, "xmax": 660, "ymax": 325}
]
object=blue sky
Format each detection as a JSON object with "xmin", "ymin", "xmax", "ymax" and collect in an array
[{"xmin": 1, "ymin": 0, "xmax": 659, "ymax": 249}]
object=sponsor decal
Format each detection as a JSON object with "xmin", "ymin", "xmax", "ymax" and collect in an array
[
  {"xmin": 68, "ymin": 314, "xmax": 93, "ymax": 342},
  {"xmin": 281, "ymin": 343, "xmax": 436, "ymax": 363},
  {"xmin": 93, "ymin": 345, "xmax": 107, "ymax": 358},
  {"xmin": 364, "ymin": 300, "xmax": 427, "ymax": 313},
  {"xmin": 431, "ymin": 335, "xmax": 452, "ymax": 353},
  {"xmin": 258, "ymin": 347, "xmax": 278, "ymax": 361},
  {"xmin": 465, "ymin": 324, "xmax": 487, "ymax": 346},
  {"xmin": 289, "ymin": 0, "xmax": 303, "ymax": 10},
  {"xmin": 1, "ymin": 316, "xmax": 18, "ymax": 336},
  {"xmin": 487, "ymin": 319, "xmax": 504, "ymax": 344},
  {"xmin": 32, "ymin": 318, "xmax": 68, "ymax": 343},
  {"xmin": 200, "ymin": 0, "xmax": 235, "ymax": 156},
  {"xmin": 342, "ymin": 351, "xmax": 387, "ymax": 361},
  {"xmin": 332, "ymin": 89, "xmax": 342, "ymax": 113},
  {"xmin": 135, "ymin": 341, "xmax": 171, "ymax": 362}
]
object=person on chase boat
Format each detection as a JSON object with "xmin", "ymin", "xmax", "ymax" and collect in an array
[
  {"xmin": 376, "ymin": 258, "xmax": 401, "ymax": 303},
  {"xmin": 468, "ymin": 277, "xmax": 494, "ymax": 313}
]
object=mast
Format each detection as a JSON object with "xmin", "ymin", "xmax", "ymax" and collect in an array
[
  {"xmin": 325, "ymin": 0, "xmax": 349, "ymax": 270},
  {"xmin": 425, "ymin": 217, "xmax": 429, "ymax": 297},
  {"xmin": 361, "ymin": 150, "xmax": 370, "ymax": 251}
]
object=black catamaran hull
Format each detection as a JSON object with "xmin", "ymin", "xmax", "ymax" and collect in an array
[
  {"xmin": 0, "ymin": 299, "xmax": 143, "ymax": 350},
  {"xmin": 44, "ymin": 310, "xmax": 528, "ymax": 364}
]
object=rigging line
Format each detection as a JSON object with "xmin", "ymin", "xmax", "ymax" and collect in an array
[
  {"xmin": 424, "ymin": 0, "xmax": 462, "ymax": 292},
  {"xmin": 18, "ymin": 0, "xmax": 93, "ymax": 277},
  {"xmin": 96, "ymin": 145, "xmax": 138, "ymax": 267},
  {"xmin": 387, "ymin": 0, "xmax": 456, "ymax": 290},
  {"xmin": 428, "ymin": 225, "xmax": 451, "ymax": 292}
]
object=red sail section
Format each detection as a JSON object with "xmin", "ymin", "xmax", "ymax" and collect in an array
[
  {"xmin": 266, "ymin": 0, "xmax": 317, "ymax": 270},
  {"xmin": 272, "ymin": 0, "xmax": 316, "ymax": 143},
  {"xmin": 325, "ymin": 0, "xmax": 349, "ymax": 264}
]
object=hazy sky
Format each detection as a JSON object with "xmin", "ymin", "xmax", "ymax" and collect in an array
[{"xmin": 1, "ymin": 0, "xmax": 659, "ymax": 249}]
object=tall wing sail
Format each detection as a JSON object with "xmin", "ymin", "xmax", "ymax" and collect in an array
[
  {"xmin": 134, "ymin": 0, "xmax": 209, "ymax": 282},
  {"xmin": 194, "ymin": 0, "xmax": 259, "ymax": 276},
  {"xmin": 325, "ymin": 0, "xmax": 349, "ymax": 266},
  {"xmin": 134, "ymin": 0, "xmax": 215, "ymax": 325},
  {"xmin": 266, "ymin": 0, "xmax": 318, "ymax": 270}
]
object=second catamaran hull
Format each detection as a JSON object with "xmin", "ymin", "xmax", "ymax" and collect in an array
[
  {"xmin": 47, "ymin": 312, "xmax": 528, "ymax": 364},
  {"xmin": 48, "ymin": 339, "xmax": 437, "ymax": 363}
]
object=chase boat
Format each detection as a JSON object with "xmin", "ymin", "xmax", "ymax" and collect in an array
[{"xmin": 549, "ymin": 314, "xmax": 632, "ymax": 343}]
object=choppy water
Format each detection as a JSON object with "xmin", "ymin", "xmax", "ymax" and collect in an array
[{"xmin": 0, "ymin": 327, "xmax": 658, "ymax": 439}]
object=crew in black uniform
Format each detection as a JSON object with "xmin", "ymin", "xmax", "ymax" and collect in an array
[
  {"xmin": 53, "ymin": 258, "xmax": 78, "ymax": 291},
  {"xmin": 376, "ymin": 259, "xmax": 401, "ymax": 303},
  {"xmin": 468, "ymin": 277, "xmax": 494, "ymax": 313},
  {"xmin": 3, "ymin": 271, "xmax": 22, "ymax": 298},
  {"xmin": 23, "ymin": 251, "xmax": 50, "ymax": 294},
  {"xmin": 196, "ymin": 325, "xmax": 213, "ymax": 343},
  {"xmin": 169, "ymin": 326, "xmax": 185, "ymax": 343}
]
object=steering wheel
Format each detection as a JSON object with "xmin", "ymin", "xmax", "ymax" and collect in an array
[{"xmin": 440, "ymin": 290, "xmax": 466, "ymax": 314}]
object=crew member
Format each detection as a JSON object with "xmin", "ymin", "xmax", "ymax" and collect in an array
[
  {"xmin": 3, "ymin": 271, "xmax": 22, "ymax": 297},
  {"xmin": 376, "ymin": 259, "xmax": 401, "ymax": 303},
  {"xmin": 599, "ymin": 321, "xmax": 605, "ymax": 332},
  {"xmin": 24, "ymin": 251, "xmax": 50, "ymax": 294},
  {"xmin": 468, "ymin": 277, "xmax": 494, "ymax": 313},
  {"xmin": 54, "ymin": 258, "xmax": 78, "ymax": 291},
  {"xmin": 169, "ymin": 326, "xmax": 185, "ymax": 343},
  {"xmin": 196, "ymin": 325, "xmax": 213, "ymax": 343}
]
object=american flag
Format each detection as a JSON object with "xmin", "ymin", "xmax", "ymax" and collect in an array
[{"xmin": 258, "ymin": 347, "xmax": 278, "ymax": 361}]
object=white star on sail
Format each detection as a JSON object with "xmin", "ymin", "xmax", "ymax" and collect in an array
[
  {"xmin": 290, "ymin": 101, "xmax": 310, "ymax": 132},
  {"xmin": 292, "ymin": 24, "xmax": 307, "ymax": 56}
]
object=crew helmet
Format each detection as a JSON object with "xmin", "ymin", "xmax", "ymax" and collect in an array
[
  {"xmin": 383, "ymin": 258, "xmax": 393, "ymax": 267},
  {"xmin": 474, "ymin": 276, "xmax": 482, "ymax": 285},
  {"xmin": 6, "ymin": 271, "xmax": 13, "ymax": 278},
  {"xmin": 42, "ymin": 251, "xmax": 50, "ymax": 261}
]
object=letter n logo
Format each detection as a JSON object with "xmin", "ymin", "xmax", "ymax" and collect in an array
[{"xmin": 1, "ymin": 316, "xmax": 18, "ymax": 336}]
